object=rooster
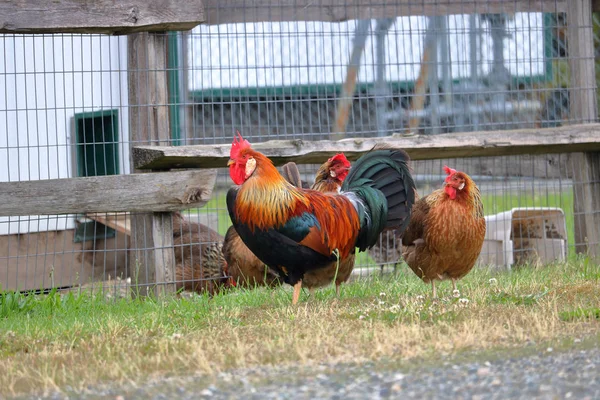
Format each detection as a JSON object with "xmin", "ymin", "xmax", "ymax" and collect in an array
[
  {"xmin": 226, "ymin": 133, "xmax": 416, "ymax": 304},
  {"xmin": 401, "ymin": 166, "xmax": 486, "ymax": 298},
  {"xmin": 223, "ymin": 162, "xmax": 305, "ymax": 288},
  {"xmin": 223, "ymin": 156, "xmax": 350, "ymax": 289},
  {"xmin": 172, "ymin": 212, "xmax": 232, "ymax": 295}
]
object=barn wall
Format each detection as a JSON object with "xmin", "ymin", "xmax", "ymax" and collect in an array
[
  {"xmin": 0, "ymin": 229, "xmax": 129, "ymax": 291},
  {"xmin": 0, "ymin": 34, "xmax": 130, "ymax": 235}
]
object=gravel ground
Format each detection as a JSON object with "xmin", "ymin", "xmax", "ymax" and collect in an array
[{"xmin": 30, "ymin": 345, "xmax": 600, "ymax": 400}]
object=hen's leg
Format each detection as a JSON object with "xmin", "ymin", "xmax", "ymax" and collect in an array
[
  {"xmin": 431, "ymin": 280, "xmax": 437, "ymax": 298},
  {"xmin": 452, "ymin": 278, "xmax": 457, "ymax": 292},
  {"xmin": 292, "ymin": 280, "xmax": 303, "ymax": 305},
  {"xmin": 335, "ymin": 283, "xmax": 341, "ymax": 297}
]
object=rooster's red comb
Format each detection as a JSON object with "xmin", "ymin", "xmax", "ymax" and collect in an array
[
  {"xmin": 230, "ymin": 131, "xmax": 251, "ymax": 160},
  {"xmin": 328, "ymin": 153, "xmax": 350, "ymax": 167}
]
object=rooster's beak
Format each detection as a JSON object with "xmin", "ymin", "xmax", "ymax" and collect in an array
[{"xmin": 227, "ymin": 159, "xmax": 234, "ymax": 166}]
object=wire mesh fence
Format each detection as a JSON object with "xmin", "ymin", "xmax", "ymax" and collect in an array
[{"xmin": 0, "ymin": 1, "xmax": 598, "ymax": 295}]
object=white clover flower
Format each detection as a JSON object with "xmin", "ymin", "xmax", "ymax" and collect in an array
[
  {"xmin": 389, "ymin": 304, "xmax": 401, "ymax": 313},
  {"xmin": 452, "ymin": 289, "xmax": 461, "ymax": 298},
  {"xmin": 488, "ymin": 278, "xmax": 498, "ymax": 285},
  {"xmin": 458, "ymin": 298, "xmax": 469, "ymax": 306}
]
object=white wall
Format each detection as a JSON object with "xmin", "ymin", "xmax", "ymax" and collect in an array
[{"xmin": 0, "ymin": 34, "xmax": 129, "ymax": 234}]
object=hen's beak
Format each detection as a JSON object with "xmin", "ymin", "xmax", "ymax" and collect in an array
[{"xmin": 227, "ymin": 159, "xmax": 234, "ymax": 166}]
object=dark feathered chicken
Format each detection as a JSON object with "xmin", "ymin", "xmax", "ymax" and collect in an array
[
  {"xmin": 172, "ymin": 212, "xmax": 231, "ymax": 295},
  {"xmin": 223, "ymin": 162, "xmax": 306, "ymax": 288}
]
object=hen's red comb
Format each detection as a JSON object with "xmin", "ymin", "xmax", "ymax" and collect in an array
[
  {"xmin": 328, "ymin": 153, "xmax": 350, "ymax": 167},
  {"xmin": 443, "ymin": 165, "xmax": 457, "ymax": 176},
  {"xmin": 230, "ymin": 130, "xmax": 251, "ymax": 160},
  {"xmin": 443, "ymin": 165, "xmax": 458, "ymax": 182}
]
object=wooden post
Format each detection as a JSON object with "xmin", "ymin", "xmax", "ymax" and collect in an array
[
  {"xmin": 568, "ymin": 0, "xmax": 600, "ymax": 258},
  {"xmin": 128, "ymin": 32, "xmax": 176, "ymax": 296}
]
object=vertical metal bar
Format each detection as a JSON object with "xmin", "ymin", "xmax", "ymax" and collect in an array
[{"xmin": 374, "ymin": 18, "xmax": 394, "ymax": 137}]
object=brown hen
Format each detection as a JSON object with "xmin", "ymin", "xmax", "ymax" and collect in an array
[
  {"xmin": 172, "ymin": 212, "xmax": 231, "ymax": 295},
  {"xmin": 401, "ymin": 166, "xmax": 486, "ymax": 298}
]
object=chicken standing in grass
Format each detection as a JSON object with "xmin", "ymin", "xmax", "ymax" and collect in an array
[
  {"xmin": 401, "ymin": 166, "xmax": 486, "ymax": 298},
  {"xmin": 222, "ymin": 162, "xmax": 307, "ymax": 288},
  {"xmin": 172, "ymin": 212, "xmax": 232, "ymax": 295},
  {"xmin": 226, "ymin": 132, "xmax": 416, "ymax": 304},
  {"xmin": 223, "ymin": 155, "xmax": 351, "ymax": 290}
]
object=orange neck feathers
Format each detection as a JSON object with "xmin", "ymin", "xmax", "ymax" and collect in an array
[{"xmin": 235, "ymin": 152, "xmax": 309, "ymax": 232}]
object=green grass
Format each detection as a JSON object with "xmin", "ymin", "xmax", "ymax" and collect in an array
[{"xmin": 0, "ymin": 258, "xmax": 599, "ymax": 397}]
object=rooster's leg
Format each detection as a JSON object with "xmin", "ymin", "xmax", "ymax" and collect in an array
[
  {"xmin": 292, "ymin": 280, "xmax": 303, "ymax": 305},
  {"xmin": 431, "ymin": 280, "xmax": 437, "ymax": 298},
  {"xmin": 335, "ymin": 283, "xmax": 341, "ymax": 297},
  {"xmin": 452, "ymin": 278, "xmax": 458, "ymax": 293}
]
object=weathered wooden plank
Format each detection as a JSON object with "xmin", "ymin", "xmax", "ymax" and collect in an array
[
  {"xmin": 151, "ymin": 213, "xmax": 176, "ymax": 296},
  {"xmin": 130, "ymin": 213, "xmax": 176, "ymax": 297},
  {"xmin": 0, "ymin": 169, "xmax": 217, "ymax": 216},
  {"xmin": 571, "ymin": 152, "xmax": 600, "ymax": 257},
  {"xmin": 128, "ymin": 33, "xmax": 171, "ymax": 146},
  {"xmin": 202, "ymin": 0, "xmax": 566, "ymax": 24},
  {"xmin": 132, "ymin": 124, "xmax": 600, "ymax": 170},
  {"xmin": 0, "ymin": 0, "xmax": 204, "ymax": 34},
  {"xmin": 128, "ymin": 31, "xmax": 175, "ymax": 296},
  {"xmin": 568, "ymin": 0, "xmax": 600, "ymax": 258}
]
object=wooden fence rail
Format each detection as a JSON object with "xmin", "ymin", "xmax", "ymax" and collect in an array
[
  {"xmin": 0, "ymin": 170, "xmax": 217, "ymax": 217},
  {"xmin": 132, "ymin": 124, "xmax": 600, "ymax": 169},
  {"xmin": 2, "ymin": 0, "xmax": 570, "ymax": 35}
]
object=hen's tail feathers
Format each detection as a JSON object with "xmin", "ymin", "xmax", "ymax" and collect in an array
[
  {"xmin": 342, "ymin": 149, "xmax": 416, "ymax": 251},
  {"xmin": 281, "ymin": 162, "xmax": 308, "ymax": 189}
]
